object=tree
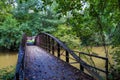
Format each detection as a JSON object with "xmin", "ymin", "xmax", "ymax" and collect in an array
[
  {"xmin": 0, "ymin": 0, "xmax": 62, "ymax": 50},
  {"xmin": 0, "ymin": 0, "xmax": 13, "ymax": 25},
  {"xmin": 13, "ymin": 0, "xmax": 61, "ymax": 35},
  {"xmin": 43, "ymin": 0, "xmax": 120, "ymax": 79},
  {"xmin": 0, "ymin": 16, "xmax": 21, "ymax": 50},
  {"xmin": 54, "ymin": 0, "xmax": 120, "ymax": 56}
]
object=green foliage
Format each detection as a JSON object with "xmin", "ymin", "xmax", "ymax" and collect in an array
[
  {"xmin": 0, "ymin": 66, "xmax": 15, "ymax": 80},
  {"xmin": 0, "ymin": 0, "xmax": 61, "ymax": 50},
  {"xmin": 112, "ymin": 23, "xmax": 120, "ymax": 46},
  {"xmin": 12, "ymin": 0, "xmax": 43, "ymax": 22},
  {"xmin": 53, "ymin": 25, "xmax": 80, "ymax": 49},
  {"xmin": 43, "ymin": 0, "xmax": 120, "ymax": 79},
  {"xmin": 55, "ymin": 0, "xmax": 82, "ymax": 14},
  {"xmin": 110, "ymin": 23, "xmax": 120, "ymax": 79},
  {"xmin": 0, "ymin": 16, "xmax": 22, "ymax": 50},
  {"xmin": 54, "ymin": 0, "xmax": 120, "ymax": 46},
  {"xmin": 0, "ymin": 0, "xmax": 120, "ymax": 79},
  {"xmin": 13, "ymin": 0, "xmax": 60, "ymax": 35},
  {"xmin": 0, "ymin": 0, "xmax": 13, "ymax": 25}
]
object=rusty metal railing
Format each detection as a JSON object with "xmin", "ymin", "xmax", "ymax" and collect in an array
[
  {"xmin": 14, "ymin": 33, "xmax": 27, "ymax": 80},
  {"xmin": 35, "ymin": 33, "xmax": 109, "ymax": 80}
]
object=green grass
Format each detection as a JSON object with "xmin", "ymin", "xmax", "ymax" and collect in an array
[{"xmin": 0, "ymin": 66, "xmax": 15, "ymax": 80}]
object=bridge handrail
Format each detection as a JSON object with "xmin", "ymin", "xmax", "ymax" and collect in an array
[
  {"xmin": 14, "ymin": 33, "xmax": 27, "ymax": 80},
  {"xmin": 39, "ymin": 33, "xmax": 74, "ymax": 55},
  {"xmin": 75, "ymin": 51, "xmax": 108, "ymax": 60},
  {"xmin": 74, "ymin": 51, "xmax": 108, "ymax": 79},
  {"xmin": 35, "ymin": 33, "xmax": 107, "ymax": 80}
]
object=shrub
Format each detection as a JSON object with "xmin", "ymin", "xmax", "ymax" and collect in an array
[{"xmin": 0, "ymin": 66, "xmax": 15, "ymax": 80}]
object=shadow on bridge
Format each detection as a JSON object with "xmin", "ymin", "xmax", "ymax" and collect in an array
[{"xmin": 14, "ymin": 33, "xmax": 109, "ymax": 80}]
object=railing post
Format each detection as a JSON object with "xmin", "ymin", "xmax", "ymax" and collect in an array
[
  {"xmin": 52, "ymin": 39, "xmax": 54, "ymax": 55},
  {"xmin": 80, "ymin": 64, "xmax": 84, "ymax": 71},
  {"xmin": 44, "ymin": 35, "xmax": 47, "ymax": 50},
  {"xmin": 48, "ymin": 37, "xmax": 51, "ymax": 53},
  {"xmin": 15, "ymin": 73, "xmax": 19, "ymax": 80},
  {"xmin": 106, "ymin": 58, "xmax": 108, "ymax": 80},
  {"xmin": 41, "ymin": 35, "xmax": 44, "ymax": 48},
  {"xmin": 22, "ymin": 57, "xmax": 24, "ymax": 70},
  {"xmin": 39, "ymin": 35, "xmax": 41, "ymax": 47},
  {"xmin": 66, "ymin": 51, "xmax": 69, "ymax": 63},
  {"xmin": 79, "ymin": 53, "xmax": 84, "ymax": 71},
  {"xmin": 43, "ymin": 35, "xmax": 45, "ymax": 49},
  {"xmin": 46, "ymin": 35, "xmax": 48, "ymax": 51},
  {"xmin": 57, "ymin": 43, "xmax": 60, "ymax": 58}
]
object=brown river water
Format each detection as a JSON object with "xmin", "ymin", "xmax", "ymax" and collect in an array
[{"xmin": 0, "ymin": 51, "xmax": 18, "ymax": 69}]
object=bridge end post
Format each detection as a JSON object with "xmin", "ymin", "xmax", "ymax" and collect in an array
[{"xmin": 15, "ymin": 73, "xmax": 19, "ymax": 80}]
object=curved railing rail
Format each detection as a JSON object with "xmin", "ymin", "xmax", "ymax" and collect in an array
[
  {"xmin": 14, "ymin": 33, "xmax": 27, "ymax": 80},
  {"xmin": 35, "ymin": 33, "xmax": 108, "ymax": 80}
]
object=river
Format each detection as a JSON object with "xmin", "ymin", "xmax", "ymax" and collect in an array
[{"xmin": 0, "ymin": 50, "xmax": 18, "ymax": 69}]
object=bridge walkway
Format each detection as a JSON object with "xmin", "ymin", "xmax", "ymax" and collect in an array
[{"xmin": 24, "ymin": 45, "xmax": 94, "ymax": 80}]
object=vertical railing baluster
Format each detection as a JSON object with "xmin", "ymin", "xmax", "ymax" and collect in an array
[
  {"xmin": 39, "ymin": 35, "xmax": 40, "ymax": 47},
  {"xmin": 22, "ymin": 55, "xmax": 24, "ymax": 71},
  {"xmin": 43, "ymin": 35, "xmax": 45, "ymax": 49},
  {"xmin": 79, "ymin": 53, "xmax": 84, "ymax": 71},
  {"xmin": 39, "ymin": 35, "xmax": 41, "ymax": 47},
  {"xmin": 46, "ymin": 35, "xmax": 48, "ymax": 51},
  {"xmin": 45, "ymin": 35, "xmax": 47, "ymax": 50},
  {"xmin": 40, "ymin": 35, "xmax": 41, "ymax": 47},
  {"xmin": 42, "ymin": 35, "xmax": 44, "ymax": 48},
  {"xmin": 38, "ymin": 35, "xmax": 42, "ymax": 47},
  {"xmin": 16, "ymin": 73, "xmax": 19, "ymax": 80},
  {"xmin": 52, "ymin": 39, "xmax": 54, "ymax": 55},
  {"xmin": 79, "ymin": 53, "xmax": 80, "ymax": 70},
  {"xmin": 66, "ymin": 51, "xmax": 69, "ymax": 63},
  {"xmin": 80, "ymin": 64, "xmax": 84, "ymax": 72},
  {"xmin": 57, "ymin": 43, "xmax": 60, "ymax": 58},
  {"xmin": 106, "ymin": 58, "xmax": 108, "ymax": 80},
  {"xmin": 48, "ymin": 36, "xmax": 50, "ymax": 53}
]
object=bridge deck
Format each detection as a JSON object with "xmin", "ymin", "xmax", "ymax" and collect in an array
[{"xmin": 24, "ymin": 46, "xmax": 94, "ymax": 80}]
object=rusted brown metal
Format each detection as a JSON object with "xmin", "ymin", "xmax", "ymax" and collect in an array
[
  {"xmin": 35, "ymin": 33, "xmax": 108, "ymax": 80},
  {"xmin": 15, "ymin": 32, "xmax": 109, "ymax": 80},
  {"xmin": 14, "ymin": 33, "xmax": 27, "ymax": 80}
]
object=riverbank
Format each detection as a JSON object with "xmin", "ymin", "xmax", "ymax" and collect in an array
[{"xmin": 0, "ymin": 65, "xmax": 15, "ymax": 80}]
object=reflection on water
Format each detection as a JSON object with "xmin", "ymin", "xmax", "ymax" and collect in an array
[{"xmin": 0, "ymin": 50, "xmax": 18, "ymax": 69}]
